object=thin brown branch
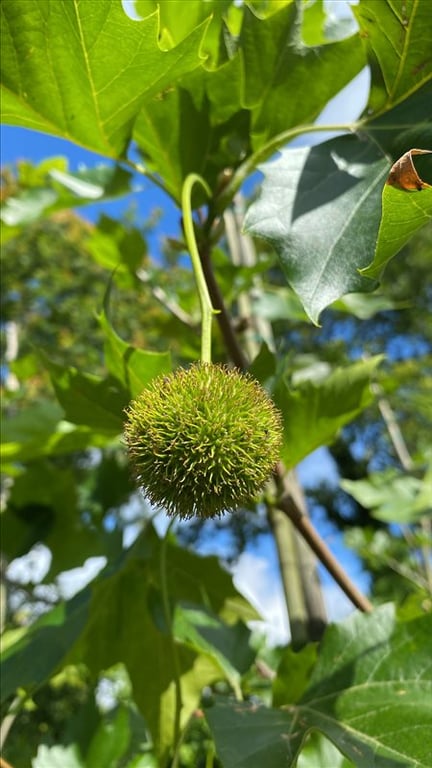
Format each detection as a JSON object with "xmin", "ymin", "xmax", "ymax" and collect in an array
[
  {"xmin": 370, "ymin": 379, "xmax": 432, "ymax": 594},
  {"xmin": 275, "ymin": 463, "xmax": 373, "ymax": 613},
  {"xmin": 137, "ymin": 269, "xmax": 197, "ymax": 328},
  {"xmin": 370, "ymin": 382, "xmax": 414, "ymax": 471},
  {"xmin": 200, "ymin": 238, "xmax": 373, "ymax": 613}
]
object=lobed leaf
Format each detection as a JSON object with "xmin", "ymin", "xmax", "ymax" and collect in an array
[
  {"xmin": 206, "ymin": 606, "xmax": 432, "ymax": 768},
  {"xmin": 273, "ymin": 356, "xmax": 382, "ymax": 469},
  {"xmin": 244, "ymin": 135, "xmax": 388, "ymax": 323},
  {"xmin": 98, "ymin": 307, "xmax": 171, "ymax": 399},
  {"xmin": 240, "ymin": 4, "xmax": 365, "ymax": 150},
  {"xmin": 354, "ymin": 0, "xmax": 432, "ymax": 116},
  {"xmin": 1, "ymin": 0, "xmax": 206, "ymax": 157},
  {"xmin": 43, "ymin": 356, "xmax": 126, "ymax": 432},
  {"xmin": 134, "ymin": 0, "xmax": 233, "ymax": 64},
  {"xmin": 361, "ymin": 183, "xmax": 432, "ymax": 279},
  {"xmin": 1, "ymin": 525, "xmax": 258, "ymax": 761}
]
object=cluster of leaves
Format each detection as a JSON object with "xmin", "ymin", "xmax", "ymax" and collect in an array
[{"xmin": 1, "ymin": 1, "xmax": 432, "ymax": 767}]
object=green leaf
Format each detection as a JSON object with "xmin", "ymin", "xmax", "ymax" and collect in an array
[
  {"xmin": 244, "ymin": 135, "xmax": 388, "ymax": 323},
  {"xmin": 98, "ymin": 307, "xmax": 171, "ymax": 399},
  {"xmin": 361, "ymin": 81, "xmax": 432, "ymax": 160},
  {"xmin": 297, "ymin": 732, "xmax": 354, "ymax": 768},
  {"xmin": 2, "ymin": 525, "xmax": 257, "ymax": 761},
  {"xmin": 331, "ymin": 291, "xmax": 403, "ymax": 319},
  {"xmin": 1, "ymin": 0, "xmax": 206, "ymax": 157},
  {"xmin": 249, "ymin": 343, "xmax": 278, "ymax": 388},
  {"xmin": 134, "ymin": 0, "xmax": 232, "ymax": 65},
  {"xmin": 300, "ymin": 0, "xmax": 327, "ymax": 46},
  {"xmin": 133, "ymin": 86, "xmax": 212, "ymax": 203},
  {"xmin": 300, "ymin": 0, "xmax": 357, "ymax": 46},
  {"xmin": 5, "ymin": 457, "xmax": 123, "ymax": 576},
  {"xmin": 1, "ymin": 588, "xmax": 91, "ymax": 703},
  {"xmin": 274, "ymin": 357, "xmax": 382, "ymax": 468},
  {"xmin": 86, "ymin": 214, "xmax": 147, "ymax": 274},
  {"xmin": 43, "ymin": 356, "xmax": 126, "ymax": 432},
  {"xmin": 73, "ymin": 529, "xmax": 258, "ymax": 761},
  {"xmin": 354, "ymin": 0, "xmax": 432, "ymax": 116},
  {"xmin": 272, "ymin": 644, "xmax": 317, "ymax": 707},
  {"xmin": 240, "ymin": 4, "xmax": 365, "ymax": 149},
  {"xmin": 173, "ymin": 605, "xmax": 255, "ymax": 697},
  {"xmin": 341, "ymin": 465, "xmax": 432, "ymax": 524},
  {"xmin": 251, "ymin": 287, "xmax": 308, "ymax": 322},
  {"xmin": 86, "ymin": 706, "xmax": 130, "ymax": 768},
  {"xmin": 298, "ymin": 606, "xmax": 432, "ymax": 766},
  {"xmin": 1, "ymin": 399, "xmax": 64, "ymax": 450},
  {"xmin": 1, "ymin": 419, "xmax": 114, "ymax": 464},
  {"xmin": 133, "ymin": 56, "xmax": 247, "ymax": 202},
  {"xmin": 1, "ymin": 160, "xmax": 134, "ymax": 226},
  {"xmin": 1, "ymin": 400, "xmax": 114, "ymax": 463},
  {"xmin": 360, "ymin": 185, "xmax": 432, "ymax": 279},
  {"xmin": 207, "ymin": 702, "xmax": 299, "ymax": 767},
  {"xmin": 206, "ymin": 606, "xmax": 432, "ymax": 768}
]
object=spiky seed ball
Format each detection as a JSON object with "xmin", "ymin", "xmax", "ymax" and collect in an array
[{"xmin": 124, "ymin": 363, "xmax": 282, "ymax": 520}]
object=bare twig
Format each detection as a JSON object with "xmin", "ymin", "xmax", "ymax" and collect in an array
[
  {"xmin": 275, "ymin": 465, "xmax": 372, "ymax": 613},
  {"xmin": 370, "ymin": 382, "xmax": 414, "ymax": 471},
  {"xmin": 199, "ymin": 231, "xmax": 373, "ymax": 614},
  {"xmin": 137, "ymin": 269, "xmax": 197, "ymax": 328},
  {"xmin": 152, "ymin": 285, "xmax": 197, "ymax": 328},
  {"xmin": 370, "ymin": 378, "xmax": 432, "ymax": 594}
]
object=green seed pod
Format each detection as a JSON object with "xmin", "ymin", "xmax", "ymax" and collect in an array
[{"xmin": 124, "ymin": 363, "xmax": 282, "ymax": 520}]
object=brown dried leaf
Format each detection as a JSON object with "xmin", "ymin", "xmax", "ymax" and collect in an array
[{"xmin": 386, "ymin": 148, "xmax": 432, "ymax": 191}]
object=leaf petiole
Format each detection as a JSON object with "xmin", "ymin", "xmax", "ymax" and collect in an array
[{"xmin": 181, "ymin": 174, "xmax": 215, "ymax": 363}]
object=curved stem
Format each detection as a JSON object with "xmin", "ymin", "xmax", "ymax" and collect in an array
[{"xmin": 182, "ymin": 174, "xmax": 215, "ymax": 363}]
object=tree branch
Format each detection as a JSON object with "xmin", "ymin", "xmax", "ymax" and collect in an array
[
  {"xmin": 224, "ymin": 204, "xmax": 328, "ymax": 641},
  {"xmin": 275, "ymin": 465, "xmax": 372, "ymax": 612},
  {"xmin": 200, "ymin": 234, "xmax": 373, "ymax": 614}
]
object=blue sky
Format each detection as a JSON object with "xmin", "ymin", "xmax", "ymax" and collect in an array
[{"xmin": 1, "ymin": 124, "xmax": 182, "ymax": 260}]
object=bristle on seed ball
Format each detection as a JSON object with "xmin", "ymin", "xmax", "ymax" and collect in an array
[{"xmin": 124, "ymin": 363, "xmax": 282, "ymax": 519}]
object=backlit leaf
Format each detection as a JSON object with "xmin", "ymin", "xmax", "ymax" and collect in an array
[
  {"xmin": 354, "ymin": 0, "xmax": 432, "ymax": 115},
  {"xmin": 361, "ymin": 183, "xmax": 432, "ymax": 279},
  {"xmin": 240, "ymin": 4, "xmax": 365, "ymax": 149},
  {"xmin": 341, "ymin": 464, "xmax": 432, "ymax": 524},
  {"xmin": 1, "ymin": 0, "xmax": 206, "ymax": 157},
  {"xmin": 98, "ymin": 307, "xmax": 171, "ymax": 399},
  {"xmin": 43, "ymin": 356, "xmax": 126, "ymax": 432}
]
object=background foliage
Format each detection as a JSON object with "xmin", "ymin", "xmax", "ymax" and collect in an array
[{"xmin": 1, "ymin": 1, "xmax": 431, "ymax": 767}]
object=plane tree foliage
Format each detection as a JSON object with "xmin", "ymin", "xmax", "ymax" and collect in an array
[{"xmin": 1, "ymin": 1, "xmax": 431, "ymax": 767}]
